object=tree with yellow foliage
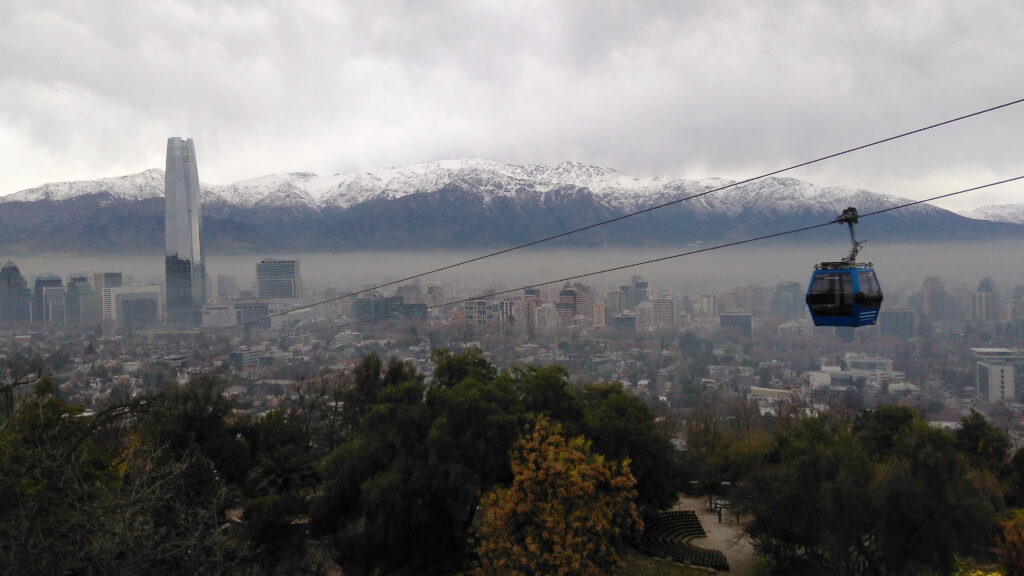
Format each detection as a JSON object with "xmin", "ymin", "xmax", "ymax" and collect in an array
[
  {"xmin": 998, "ymin": 509, "xmax": 1024, "ymax": 576},
  {"xmin": 471, "ymin": 416, "xmax": 641, "ymax": 576}
]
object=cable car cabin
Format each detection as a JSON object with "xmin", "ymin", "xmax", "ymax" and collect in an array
[{"xmin": 805, "ymin": 262, "xmax": 883, "ymax": 327}]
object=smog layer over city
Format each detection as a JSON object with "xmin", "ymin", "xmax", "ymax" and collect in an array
[
  {"xmin": 3, "ymin": 3, "xmax": 1024, "ymax": 575},
  {"xmin": 8, "ymin": 242, "xmax": 1024, "ymax": 298}
]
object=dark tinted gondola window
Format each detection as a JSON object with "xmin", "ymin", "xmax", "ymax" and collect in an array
[
  {"xmin": 807, "ymin": 272, "xmax": 854, "ymax": 316},
  {"xmin": 859, "ymin": 271, "xmax": 880, "ymax": 296},
  {"xmin": 857, "ymin": 270, "xmax": 883, "ymax": 307}
]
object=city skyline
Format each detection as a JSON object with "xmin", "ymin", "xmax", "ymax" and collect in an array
[{"xmin": 4, "ymin": 249, "xmax": 1021, "ymax": 334}]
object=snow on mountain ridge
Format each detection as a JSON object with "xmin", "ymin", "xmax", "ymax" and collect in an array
[
  {"xmin": 2, "ymin": 169, "xmax": 166, "ymax": 203},
  {"xmin": 2, "ymin": 160, "xmax": 917, "ymax": 216},
  {"xmin": 960, "ymin": 204, "xmax": 1024, "ymax": 224}
]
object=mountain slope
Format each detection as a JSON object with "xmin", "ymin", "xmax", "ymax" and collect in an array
[{"xmin": 0, "ymin": 160, "xmax": 1019, "ymax": 254}]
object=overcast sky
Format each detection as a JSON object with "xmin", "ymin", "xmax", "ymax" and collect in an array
[{"xmin": 2, "ymin": 1, "xmax": 1022, "ymax": 211}]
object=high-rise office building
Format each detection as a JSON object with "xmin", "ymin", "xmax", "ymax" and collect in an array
[
  {"xmin": 103, "ymin": 286, "xmax": 163, "ymax": 333},
  {"xmin": 256, "ymin": 259, "xmax": 302, "ymax": 299},
  {"xmin": 652, "ymin": 298, "xmax": 677, "ymax": 328},
  {"xmin": 592, "ymin": 301, "xmax": 607, "ymax": 327},
  {"xmin": 117, "ymin": 290, "xmax": 161, "ymax": 334},
  {"xmin": 882, "ymin": 307, "xmax": 915, "ymax": 339},
  {"xmin": 535, "ymin": 303, "xmax": 561, "ymax": 332},
  {"xmin": 497, "ymin": 296, "xmax": 525, "ymax": 328},
  {"xmin": 66, "ymin": 276, "xmax": 99, "ymax": 326},
  {"xmin": 94, "ymin": 272, "xmax": 122, "ymax": 294},
  {"xmin": 234, "ymin": 301, "xmax": 271, "ymax": 331},
  {"xmin": 463, "ymin": 298, "xmax": 491, "ymax": 326},
  {"xmin": 558, "ymin": 284, "xmax": 577, "ymax": 311},
  {"xmin": 0, "ymin": 261, "xmax": 30, "ymax": 323},
  {"xmin": 94, "ymin": 272, "xmax": 123, "ymax": 329},
  {"xmin": 164, "ymin": 137, "xmax": 206, "ymax": 326},
  {"xmin": 605, "ymin": 291, "xmax": 624, "ymax": 317},
  {"xmin": 922, "ymin": 276, "xmax": 946, "ymax": 321},
  {"xmin": 42, "ymin": 286, "xmax": 66, "ymax": 326},
  {"xmin": 32, "ymin": 275, "xmax": 62, "ymax": 323},
  {"xmin": 619, "ymin": 285, "xmax": 634, "ymax": 309},
  {"xmin": 635, "ymin": 301, "xmax": 654, "ymax": 331},
  {"xmin": 771, "ymin": 282, "xmax": 805, "ymax": 320},
  {"xmin": 555, "ymin": 285, "xmax": 576, "ymax": 328},
  {"xmin": 720, "ymin": 313, "xmax": 753, "ymax": 337},
  {"xmin": 426, "ymin": 285, "xmax": 447, "ymax": 308},
  {"xmin": 977, "ymin": 362, "xmax": 1015, "ymax": 404},
  {"xmin": 972, "ymin": 277, "xmax": 998, "ymax": 323},
  {"xmin": 216, "ymin": 274, "xmax": 239, "ymax": 298},
  {"xmin": 631, "ymin": 275, "xmax": 649, "ymax": 305},
  {"xmin": 572, "ymin": 283, "xmax": 593, "ymax": 319}
]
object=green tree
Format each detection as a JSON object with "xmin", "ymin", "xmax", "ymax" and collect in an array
[
  {"xmin": 499, "ymin": 364, "xmax": 584, "ymax": 434},
  {"xmin": 742, "ymin": 416, "xmax": 875, "ymax": 576},
  {"xmin": 471, "ymin": 416, "xmax": 640, "ymax": 576},
  {"xmin": 0, "ymin": 379, "xmax": 245, "ymax": 575},
  {"xmin": 283, "ymin": 373, "xmax": 351, "ymax": 456},
  {"xmin": 578, "ymin": 381, "xmax": 678, "ymax": 510},
  {"xmin": 871, "ymin": 422, "xmax": 998, "ymax": 575},
  {"xmin": 742, "ymin": 410, "xmax": 1002, "ymax": 576},
  {"xmin": 955, "ymin": 409, "xmax": 1012, "ymax": 475},
  {"xmin": 432, "ymin": 347, "xmax": 497, "ymax": 388},
  {"xmin": 851, "ymin": 404, "xmax": 916, "ymax": 460},
  {"xmin": 312, "ymin": 376, "xmax": 453, "ymax": 573},
  {"xmin": 1007, "ymin": 448, "xmax": 1024, "ymax": 506},
  {"xmin": 313, "ymin": 352, "xmax": 522, "ymax": 574},
  {"xmin": 0, "ymin": 380, "xmax": 116, "ymax": 574}
]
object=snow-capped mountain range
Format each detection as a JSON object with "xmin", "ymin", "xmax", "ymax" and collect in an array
[
  {"xmin": 2, "ymin": 158, "xmax": 911, "ymax": 214},
  {"xmin": 0, "ymin": 159, "xmax": 1020, "ymax": 254}
]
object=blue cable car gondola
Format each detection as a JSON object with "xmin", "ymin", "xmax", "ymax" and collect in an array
[{"xmin": 805, "ymin": 207, "xmax": 883, "ymax": 327}]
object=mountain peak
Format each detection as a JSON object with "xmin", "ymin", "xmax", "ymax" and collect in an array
[{"xmin": 959, "ymin": 203, "xmax": 1024, "ymax": 224}]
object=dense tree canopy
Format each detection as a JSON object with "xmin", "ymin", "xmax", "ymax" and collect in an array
[
  {"xmin": 310, "ymin": 351, "xmax": 678, "ymax": 574},
  {"xmin": 741, "ymin": 409, "xmax": 1002, "ymax": 576},
  {"xmin": 0, "ymin": 378, "xmax": 248, "ymax": 575},
  {"xmin": 12, "ymin": 347, "xmax": 1014, "ymax": 575}
]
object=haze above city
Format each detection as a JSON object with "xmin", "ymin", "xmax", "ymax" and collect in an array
[
  {"xmin": 10, "ymin": 243, "xmax": 1024, "ymax": 302},
  {"xmin": 2, "ymin": 1, "xmax": 1023, "ymax": 211}
]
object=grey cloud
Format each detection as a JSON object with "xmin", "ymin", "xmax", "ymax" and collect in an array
[{"xmin": 0, "ymin": 0, "xmax": 1022, "ymax": 211}]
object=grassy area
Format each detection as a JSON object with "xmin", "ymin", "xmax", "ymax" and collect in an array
[{"xmin": 620, "ymin": 548, "xmax": 696, "ymax": 576}]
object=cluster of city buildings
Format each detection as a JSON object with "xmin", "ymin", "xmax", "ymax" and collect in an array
[
  {"xmin": 0, "ymin": 138, "xmax": 305, "ymax": 334},
  {"xmin": 4, "ymin": 138, "xmax": 1024, "ymax": 435},
  {"xmin": 0, "ymin": 258, "xmax": 304, "ymax": 334},
  {"xmin": 0, "ymin": 265, "xmax": 162, "ymax": 333}
]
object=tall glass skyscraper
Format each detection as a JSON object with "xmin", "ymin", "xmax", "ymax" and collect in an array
[
  {"xmin": 0, "ymin": 260, "xmax": 31, "ymax": 323},
  {"xmin": 165, "ymin": 137, "xmax": 206, "ymax": 327}
]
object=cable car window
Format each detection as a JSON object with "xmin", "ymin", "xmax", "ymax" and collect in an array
[
  {"xmin": 856, "ymin": 270, "xmax": 883, "ymax": 307},
  {"xmin": 807, "ymin": 272, "xmax": 854, "ymax": 316},
  {"xmin": 858, "ymin": 271, "xmax": 880, "ymax": 296}
]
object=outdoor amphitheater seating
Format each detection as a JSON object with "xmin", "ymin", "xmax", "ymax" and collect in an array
[{"xmin": 633, "ymin": 510, "xmax": 730, "ymax": 572}]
